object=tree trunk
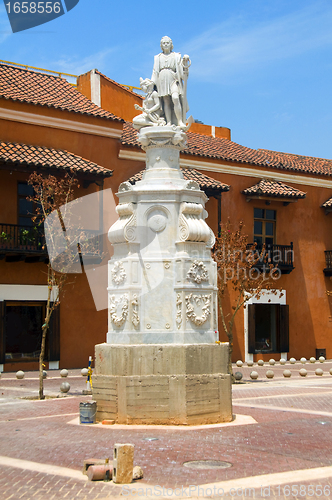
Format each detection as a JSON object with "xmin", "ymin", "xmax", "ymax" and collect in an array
[
  {"xmin": 39, "ymin": 325, "xmax": 47, "ymax": 400},
  {"xmin": 228, "ymin": 332, "xmax": 234, "ymax": 382}
]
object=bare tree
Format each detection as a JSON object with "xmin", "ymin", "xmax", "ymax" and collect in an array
[
  {"xmin": 212, "ymin": 219, "xmax": 281, "ymax": 378},
  {"xmin": 28, "ymin": 172, "xmax": 79, "ymax": 399}
]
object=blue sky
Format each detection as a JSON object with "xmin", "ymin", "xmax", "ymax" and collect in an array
[{"xmin": 1, "ymin": 0, "xmax": 332, "ymax": 159}]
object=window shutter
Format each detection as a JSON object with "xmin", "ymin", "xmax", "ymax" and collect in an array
[
  {"xmin": 279, "ymin": 304, "xmax": 289, "ymax": 352},
  {"xmin": 0, "ymin": 301, "xmax": 4, "ymax": 364},
  {"xmin": 48, "ymin": 305, "xmax": 60, "ymax": 362},
  {"xmin": 248, "ymin": 304, "xmax": 256, "ymax": 354}
]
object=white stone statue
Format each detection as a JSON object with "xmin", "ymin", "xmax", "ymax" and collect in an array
[
  {"xmin": 151, "ymin": 36, "xmax": 190, "ymax": 128},
  {"xmin": 133, "ymin": 78, "xmax": 166, "ymax": 130}
]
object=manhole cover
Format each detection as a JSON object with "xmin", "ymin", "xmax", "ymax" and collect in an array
[{"xmin": 183, "ymin": 460, "xmax": 232, "ymax": 469}]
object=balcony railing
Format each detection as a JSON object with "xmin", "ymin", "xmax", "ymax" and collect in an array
[
  {"xmin": 248, "ymin": 242, "xmax": 294, "ymax": 274},
  {"xmin": 0, "ymin": 223, "xmax": 104, "ymax": 265},
  {"xmin": 324, "ymin": 250, "xmax": 332, "ymax": 276},
  {"xmin": 0, "ymin": 223, "xmax": 47, "ymax": 257}
]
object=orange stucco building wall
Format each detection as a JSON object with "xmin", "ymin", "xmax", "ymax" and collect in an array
[{"xmin": 2, "ymin": 65, "xmax": 332, "ymax": 371}]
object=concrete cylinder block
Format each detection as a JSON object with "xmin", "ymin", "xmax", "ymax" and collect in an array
[
  {"xmin": 113, "ymin": 443, "xmax": 134, "ymax": 484},
  {"xmin": 87, "ymin": 465, "xmax": 112, "ymax": 481}
]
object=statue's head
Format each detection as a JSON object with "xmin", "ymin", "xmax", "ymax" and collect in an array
[
  {"xmin": 160, "ymin": 36, "xmax": 173, "ymax": 53},
  {"xmin": 139, "ymin": 77, "xmax": 155, "ymax": 92}
]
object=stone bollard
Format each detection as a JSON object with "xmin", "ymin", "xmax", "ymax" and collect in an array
[
  {"xmin": 81, "ymin": 368, "xmax": 89, "ymax": 376},
  {"xmin": 113, "ymin": 444, "xmax": 134, "ymax": 484},
  {"xmin": 319, "ymin": 356, "xmax": 325, "ymax": 363},
  {"xmin": 300, "ymin": 357, "xmax": 307, "ymax": 364},
  {"xmin": 236, "ymin": 360, "xmax": 243, "ymax": 367},
  {"xmin": 315, "ymin": 368, "xmax": 324, "ymax": 376},
  {"xmin": 247, "ymin": 360, "xmax": 254, "ymax": 367},
  {"xmin": 257, "ymin": 360, "xmax": 264, "ymax": 366},
  {"xmin": 16, "ymin": 370, "xmax": 25, "ymax": 379},
  {"xmin": 250, "ymin": 371, "xmax": 259, "ymax": 380},
  {"xmin": 60, "ymin": 381, "xmax": 70, "ymax": 393},
  {"xmin": 266, "ymin": 370, "xmax": 274, "ymax": 379},
  {"xmin": 310, "ymin": 357, "xmax": 316, "ymax": 363},
  {"xmin": 60, "ymin": 369, "xmax": 68, "ymax": 378},
  {"xmin": 299, "ymin": 368, "xmax": 307, "ymax": 377},
  {"xmin": 283, "ymin": 370, "xmax": 292, "ymax": 378},
  {"xmin": 279, "ymin": 358, "xmax": 286, "ymax": 365},
  {"xmin": 289, "ymin": 358, "xmax": 296, "ymax": 364},
  {"xmin": 269, "ymin": 359, "xmax": 276, "ymax": 366},
  {"xmin": 234, "ymin": 372, "xmax": 243, "ymax": 381}
]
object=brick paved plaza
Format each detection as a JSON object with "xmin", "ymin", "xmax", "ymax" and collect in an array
[{"xmin": 1, "ymin": 361, "xmax": 332, "ymax": 500}]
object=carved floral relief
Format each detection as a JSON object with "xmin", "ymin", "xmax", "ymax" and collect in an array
[
  {"xmin": 185, "ymin": 293, "xmax": 211, "ymax": 326},
  {"xmin": 109, "ymin": 294, "xmax": 129, "ymax": 327},
  {"xmin": 187, "ymin": 260, "xmax": 209, "ymax": 284}
]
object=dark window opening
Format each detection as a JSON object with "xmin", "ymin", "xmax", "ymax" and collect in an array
[
  {"xmin": 18, "ymin": 182, "xmax": 35, "ymax": 227},
  {"xmin": 5, "ymin": 302, "xmax": 46, "ymax": 360},
  {"xmin": 254, "ymin": 304, "xmax": 277, "ymax": 353},
  {"xmin": 248, "ymin": 303, "xmax": 289, "ymax": 354},
  {"xmin": 0, "ymin": 301, "xmax": 60, "ymax": 364},
  {"xmin": 254, "ymin": 208, "xmax": 276, "ymax": 246}
]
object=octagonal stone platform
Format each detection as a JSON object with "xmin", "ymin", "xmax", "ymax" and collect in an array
[{"xmin": 92, "ymin": 343, "xmax": 232, "ymax": 425}]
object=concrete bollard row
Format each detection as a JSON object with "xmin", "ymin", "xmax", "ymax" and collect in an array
[{"xmin": 236, "ymin": 356, "xmax": 329, "ymax": 367}]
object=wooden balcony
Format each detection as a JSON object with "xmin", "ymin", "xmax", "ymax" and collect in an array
[
  {"xmin": 0, "ymin": 223, "xmax": 103, "ymax": 265},
  {"xmin": 248, "ymin": 242, "xmax": 294, "ymax": 274},
  {"xmin": 0, "ymin": 223, "xmax": 48, "ymax": 263},
  {"xmin": 323, "ymin": 250, "xmax": 332, "ymax": 276}
]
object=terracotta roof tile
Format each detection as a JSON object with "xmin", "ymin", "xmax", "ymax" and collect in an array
[
  {"xmin": 242, "ymin": 179, "xmax": 306, "ymax": 199},
  {"xmin": 322, "ymin": 196, "xmax": 332, "ymax": 208},
  {"xmin": 127, "ymin": 168, "xmax": 230, "ymax": 194},
  {"xmin": 0, "ymin": 141, "xmax": 112, "ymax": 178},
  {"xmin": 121, "ymin": 122, "xmax": 332, "ymax": 178},
  {"xmin": 0, "ymin": 63, "xmax": 123, "ymax": 122}
]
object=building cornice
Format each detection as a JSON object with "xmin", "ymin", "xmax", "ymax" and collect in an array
[
  {"xmin": 0, "ymin": 107, "xmax": 123, "ymax": 139},
  {"xmin": 118, "ymin": 149, "xmax": 332, "ymax": 189}
]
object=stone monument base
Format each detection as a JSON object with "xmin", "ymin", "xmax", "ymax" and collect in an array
[{"xmin": 92, "ymin": 343, "xmax": 233, "ymax": 425}]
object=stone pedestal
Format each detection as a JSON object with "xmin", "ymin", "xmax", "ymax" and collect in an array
[
  {"xmin": 92, "ymin": 126, "xmax": 232, "ymax": 425},
  {"xmin": 92, "ymin": 343, "xmax": 232, "ymax": 425}
]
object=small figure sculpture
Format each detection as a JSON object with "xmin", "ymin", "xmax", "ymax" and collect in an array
[
  {"xmin": 133, "ymin": 78, "xmax": 165, "ymax": 130},
  {"xmin": 151, "ymin": 36, "xmax": 190, "ymax": 128}
]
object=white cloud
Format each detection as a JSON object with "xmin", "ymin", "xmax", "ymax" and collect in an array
[
  {"xmin": 185, "ymin": 3, "xmax": 332, "ymax": 83},
  {"xmin": 49, "ymin": 47, "xmax": 118, "ymax": 77}
]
